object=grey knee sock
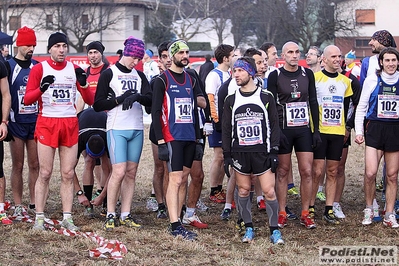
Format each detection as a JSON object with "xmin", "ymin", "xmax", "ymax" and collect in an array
[
  {"xmin": 234, "ymin": 186, "xmax": 241, "ymax": 220},
  {"xmin": 266, "ymin": 199, "xmax": 279, "ymax": 227},
  {"xmin": 237, "ymin": 195, "xmax": 252, "ymax": 225}
]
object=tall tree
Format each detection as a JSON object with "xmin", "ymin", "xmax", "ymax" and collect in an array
[
  {"xmin": 144, "ymin": 5, "xmax": 175, "ymax": 46},
  {"xmin": 0, "ymin": 0, "xmax": 34, "ymax": 38}
]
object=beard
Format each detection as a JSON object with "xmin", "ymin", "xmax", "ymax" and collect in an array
[
  {"xmin": 24, "ymin": 53, "xmax": 33, "ymax": 60},
  {"xmin": 173, "ymin": 56, "xmax": 189, "ymax": 68},
  {"xmin": 237, "ymin": 75, "xmax": 251, "ymax": 87}
]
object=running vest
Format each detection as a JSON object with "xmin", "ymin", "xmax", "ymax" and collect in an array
[
  {"xmin": 366, "ymin": 75, "xmax": 399, "ymax": 122},
  {"xmin": 161, "ymin": 69, "xmax": 196, "ymax": 142},
  {"xmin": 8, "ymin": 58, "xmax": 38, "ymax": 123},
  {"xmin": 230, "ymin": 86, "xmax": 271, "ymax": 153},
  {"xmin": 276, "ymin": 66, "xmax": 310, "ymax": 129},
  {"xmin": 41, "ymin": 61, "xmax": 77, "ymax": 117},
  {"xmin": 106, "ymin": 64, "xmax": 144, "ymax": 131}
]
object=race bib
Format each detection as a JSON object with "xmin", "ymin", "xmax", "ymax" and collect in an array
[
  {"xmin": 174, "ymin": 98, "xmax": 192, "ymax": 123},
  {"xmin": 377, "ymin": 94, "xmax": 399, "ymax": 119},
  {"xmin": 18, "ymin": 87, "xmax": 37, "ymax": 114},
  {"xmin": 50, "ymin": 84, "xmax": 73, "ymax": 106},
  {"xmin": 322, "ymin": 96, "xmax": 343, "ymax": 126},
  {"xmin": 286, "ymin": 102, "xmax": 309, "ymax": 127},
  {"xmin": 119, "ymin": 76, "xmax": 138, "ymax": 93},
  {"xmin": 237, "ymin": 118, "xmax": 263, "ymax": 146}
]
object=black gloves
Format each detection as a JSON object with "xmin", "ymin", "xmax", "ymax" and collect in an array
[
  {"xmin": 75, "ymin": 68, "xmax": 88, "ymax": 87},
  {"xmin": 158, "ymin": 143, "xmax": 169, "ymax": 161},
  {"xmin": 312, "ymin": 131, "xmax": 322, "ymax": 150},
  {"xmin": 116, "ymin": 90, "xmax": 134, "ymax": 105},
  {"xmin": 193, "ymin": 143, "xmax": 204, "ymax": 161},
  {"xmin": 279, "ymin": 129, "xmax": 289, "ymax": 151},
  {"xmin": 223, "ymin": 152, "xmax": 233, "ymax": 178},
  {"xmin": 268, "ymin": 149, "xmax": 279, "ymax": 173},
  {"xmin": 122, "ymin": 93, "xmax": 141, "ymax": 111},
  {"xmin": 40, "ymin": 75, "xmax": 55, "ymax": 93}
]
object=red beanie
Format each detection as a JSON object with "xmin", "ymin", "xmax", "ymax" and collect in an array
[{"xmin": 16, "ymin": 26, "xmax": 36, "ymax": 47}]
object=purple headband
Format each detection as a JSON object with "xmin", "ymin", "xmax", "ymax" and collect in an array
[
  {"xmin": 123, "ymin": 36, "xmax": 145, "ymax": 59},
  {"xmin": 233, "ymin": 58, "xmax": 256, "ymax": 77},
  {"xmin": 372, "ymin": 30, "xmax": 397, "ymax": 48}
]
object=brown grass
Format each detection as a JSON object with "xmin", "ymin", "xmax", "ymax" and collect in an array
[{"xmin": 0, "ymin": 126, "xmax": 396, "ymax": 266}]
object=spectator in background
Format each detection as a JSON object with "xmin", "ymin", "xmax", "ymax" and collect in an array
[
  {"xmin": 199, "ymin": 54, "xmax": 214, "ymax": 85},
  {"xmin": 344, "ymin": 50, "xmax": 361, "ymax": 79},
  {"xmin": 1, "ymin": 46, "xmax": 12, "ymax": 61},
  {"xmin": 143, "ymin": 49, "xmax": 160, "ymax": 81}
]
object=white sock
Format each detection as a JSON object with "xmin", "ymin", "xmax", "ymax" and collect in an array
[
  {"xmin": 333, "ymin": 202, "xmax": 339, "ymax": 207},
  {"xmin": 224, "ymin": 203, "xmax": 232, "ymax": 210},
  {"xmin": 0, "ymin": 203, "xmax": 4, "ymax": 212},
  {"xmin": 186, "ymin": 207, "xmax": 195, "ymax": 217},
  {"xmin": 257, "ymin": 196, "xmax": 264, "ymax": 203},
  {"xmin": 318, "ymin": 186, "xmax": 323, "ymax": 193},
  {"xmin": 121, "ymin": 212, "xmax": 130, "ymax": 220},
  {"xmin": 63, "ymin": 212, "xmax": 72, "ymax": 220}
]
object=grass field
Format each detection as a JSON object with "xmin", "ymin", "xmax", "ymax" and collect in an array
[{"xmin": 0, "ymin": 126, "xmax": 396, "ymax": 266}]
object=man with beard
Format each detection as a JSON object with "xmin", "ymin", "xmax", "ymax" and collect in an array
[
  {"xmin": 4, "ymin": 27, "xmax": 39, "ymax": 219},
  {"xmin": 151, "ymin": 40, "xmax": 205, "ymax": 240},
  {"xmin": 222, "ymin": 56, "xmax": 283, "ymax": 244}
]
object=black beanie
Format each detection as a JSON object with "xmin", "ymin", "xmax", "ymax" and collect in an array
[
  {"xmin": 48, "ymin": 32, "xmax": 68, "ymax": 50},
  {"xmin": 86, "ymin": 41, "xmax": 105, "ymax": 54}
]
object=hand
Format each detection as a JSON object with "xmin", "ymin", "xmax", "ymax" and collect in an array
[
  {"xmin": 116, "ymin": 90, "xmax": 135, "ymax": 105},
  {"xmin": 214, "ymin": 121, "xmax": 222, "ymax": 133},
  {"xmin": 312, "ymin": 131, "xmax": 322, "ymax": 150},
  {"xmin": 193, "ymin": 143, "xmax": 204, "ymax": 161},
  {"xmin": 78, "ymin": 194, "xmax": 90, "ymax": 207},
  {"xmin": 279, "ymin": 129, "xmax": 289, "ymax": 151},
  {"xmin": 122, "ymin": 93, "xmax": 141, "ymax": 110},
  {"xmin": 75, "ymin": 68, "xmax": 88, "ymax": 87},
  {"xmin": 40, "ymin": 75, "xmax": 55, "ymax": 93},
  {"xmin": 268, "ymin": 150, "xmax": 279, "ymax": 173},
  {"xmin": 158, "ymin": 143, "xmax": 169, "ymax": 161},
  {"xmin": 355, "ymin": 134, "xmax": 364, "ymax": 145},
  {"xmin": 203, "ymin": 122, "xmax": 213, "ymax": 136},
  {"xmin": 223, "ymin": 152, "xmax": 233, "ymax": 178}
]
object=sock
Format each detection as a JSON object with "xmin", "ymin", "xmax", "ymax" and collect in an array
[
  {"xmin": 324, "ymin": 206, "xmax": 333, "ymax": 215},
  {"xmin": 244, "ymin": 222, "xmax": 253, "ymax": 228},
  {"xmin": 287, "ymin": 183, "xmax": 295, "ymax": 190},
  {"xmin": 171, "ymin": 221, "xmax": 181, "ymax": 231},
  {"xmin": 120, "ymin": 212, "xmax": 130, "ymax": 220},
  {"xmin": 301, "ymin": 210, "xmax": 309, "ymax": 217},
  {"xmin": 29, "ymin": 204, "xmax": 35, "ymax": 210},
  {"xmin": 103, "ymin": 196, "xmax": 107, "ymax": 208},
  {"xmin": 385, "ymin": 212, "xmax": 393, "ymax": 219},
  {"xmin": 217, "ymin": 185, "xmax": 223, "ymax": 192},
  {"xmin": 279, "ymin": 211, "xmax": 287, "ymax": 216},
  {"xmin": 234, "ymin": 186, "xmax": 241, "ymax": 220},
  {"xmin": 83, "ymin": 185, "xmax": 94, "ymax": 202},
  {"xmin": 237, "ymin": 195, "xmax": 252, "ymax": 225},
  {"xmin": 372, "ymin": 198, "xmax": 379, "ymax": 209},
  {"xmin": 158, "ymin": 203, "xmax": 166, "ymax": 211},
  {"xmin": 150, "ymin": 193, "xmax": 156, "ymax": 198},
  {"xmin": 309, "ymin": 205, "xmax": 315, "ymax": 210},
  {"xmin": 257, "ymin": 196, "xmax": 263, "ymax": 203},
  {"xmin": 96, "ymin": 189, "xmax": 103, "ymax": 193},
  {"xmin": 185, "ymin": 207, "xmax": 195, "ymax": 217},
  {"xmin": 36, "ymin": 212, "xmax": 44, "ymax": 220},
  {"xmin": 224, "ymin": 203, "xmax": 232, "ymax": 210},
  {"xmin": 0, "ymin": 203, "xmax": 4, "ymax": 212},
  {"xmin": 210, "ymin": 187, "xmax": 219, "ymax": 196},
  {"xmin": 318, "ymin": 186, "xmax": 323, "ymax": 193},
  {"xmin": 107, "ymin": 212, "xmax": 116, "ymax": 218},
  {"xmin": 333, "ymin": 202, "xmax": 339, "ymax": 207},
  {"xmin": 266, "ymin": 199, "xmax": 279, "ymax": 228},
  {"xmin": 63, "ymin": 212, "xmax": 72, "ymax": 220}
]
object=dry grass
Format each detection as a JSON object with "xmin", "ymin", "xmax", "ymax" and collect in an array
[{"xmin": 0, "ymin": 126, "xmax": 397, "ymax": 266}]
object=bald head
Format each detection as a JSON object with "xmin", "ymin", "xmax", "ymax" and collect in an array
[
  {"xmin": 282, "ymin": 41, "xmax": 298, "ymax": 54},
  {"xmin": 322, "ymin": 45, "xmax": 342, "ymax": 73},
  {"xmin": 281, "ymin": 41, "xmax": 300, "ymax": 70}
]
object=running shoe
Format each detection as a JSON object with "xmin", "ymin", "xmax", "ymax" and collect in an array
[
  {"xmin": 362, "ymin": 208, "xmax": 373, "ymax": 225},
  {"xmin": 373, "ymin": 207, "xmax": 382, "ymax": 222},
  {"xmin": 236, "ymin": 219, "xmax": 245, "ymax": 233},
  {"xmin": 257, "ymin": 199, "xmax": 266, "ymax": 211},
  {"xmin": 170, "ymin": 225, "xmax": 197, "ymax": 240},
  {"xmin": 100, "ymin": 207, "xmax": 107, "ymax": 217},
  {"xmin": 104, "ymin": 214, "xmax": 116, "ymax": 231},
  {"xmin": 278, "ymin": 213, "xmax": 287, "ymax": 228},
  {"xmin": 242, "ymin": 227, "xmax": 255, "ymax": 243},
  {"xmin": 61, "ymin": 217, "xmax": 79, "ymax": 231},
  {"xmin": 119, "ymin": 214, "xmax": 142, "ymax": 228},
  {"xmin": 220, "ymin": 208, "xmax": 232, "ymax": 221},
  {"xmin": 285, "ymin": 206, "xmax": 298, "ymax": 220},
  {"xmin": 157, "ymin": 208, "xmax": 168, "ymax": 219},
  {"xmin": 333, "ymin": 203, "xmax": 346, "ymax": 219},
  {"xmin": 209, "ymin": 192, "xmax": 226, "ymax": 204},
  {"xmin": 13, "ymin": 205, "xmax": 28, "ymax": 219},
  {"xmin": 300, "ymin": 215, "xmax": 316, "ymax": 229},
  {"xmin": 84, "ymin": 206, "xmax": 95, "ymax": 219},
  {"xmin": 182, "ymin": 213, "xmax": 208, "ymax": 229},
  {"xmin": 146, "ymin": 197, "xmax": 158, "ymax": 212},
  {"xmin": 91, "ymin": 191, "xmax": 101, "ymax": 201},
  {"xmin": 309, "ymin": 207, "xmax": 315, "ymax": 220},
  {"xmin": 376, "ymin": 180, "xmax": 384, "ymax": 192},
  {"xmin": 196, "ymin": 199, "xmax": 209, "ymax": 212},
  {"xmin": 0, "ymin": 211, "xmax": 12, "ymax": 225},
  {"xmin": 32, "ymin": 217, "xmax": 45, "ymax": 230},
  {"xmin": 270, "ymin": 229, "xmax": 284, "ymax": 245},
  {"xmin": 316, "ymin": 191, "xmax": 326, "ymax": 201},
  {"xmin": 323, "ymin": 210, "xmax": 340, "ymax": 225},
  {"xmin": 287, "ymin": 186, "xmax": 299, "ymax": 196},
  {"xmin": 383, "ymin": 214, "xmax": 399, "ymax": 228}
]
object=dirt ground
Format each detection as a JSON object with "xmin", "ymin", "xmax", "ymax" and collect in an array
[{"xmin": 0, "ymin": 126, "xmax": 396, "ymax": 266}]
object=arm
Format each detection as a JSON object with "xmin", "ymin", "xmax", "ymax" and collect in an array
[
  {"xmin": 137, "ymin": 71, "xmax": 152, "ymax": 107},
  {"xmin": 346, "ymin": 74, "xmax": 361, "ymax": 129},
  {"xmin": 221, "ymin": 95, "xmax": 233, "ymax": 154},
  {"xmin": 151, "ymin": 76, "xmax": 166, "ymax": 143},
  {"xmin": 266, "ymin": 70, "xmax": 278, "ymax": 99},
  {"xmin": 306, "ymin": 69, "xmax": 320, "ymax": 132},
  {"xmin": 24, "ymin": 64, "xmax": 44, "ymax": 105},
  {"xmin": 264, "ymin": 92, "xmax": 280, "ymax": 150},
  {"xmin": 0, "ymin": 76, "xmax": 11, "ymax": 140},
  {"xmin": 354, "ymin": 75, "xmax": 376, "ymax": 137},
  {"xmin": 205, "ymin": 72, "xmax": 220, "ymax": 122},
  {"xmin": 359, "ymin": 57, "xmax": 369, "ymax": 88},
  {"xmin": 93, "ymin": 69, "xmax": 117, "ymax": 112}
]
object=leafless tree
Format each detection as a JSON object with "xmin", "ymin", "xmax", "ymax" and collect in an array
[{"xmin": 0, "ymin": 0, "xmax": 34, "ymax": 38}]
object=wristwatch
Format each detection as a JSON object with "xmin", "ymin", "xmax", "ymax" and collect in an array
[{"xmin": 76, "ymin": 190, "xmax": 84, "ymax": 196}]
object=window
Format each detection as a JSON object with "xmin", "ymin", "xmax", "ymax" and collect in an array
[
  {"xmin": 133, "ymin": 15, "xmax": 139, "ymax": 31},
  {"xmin": 355, "ymin": 39, "xmax": 370, "ymax": 48},
  {"xmin": 46, "ymin": 15, "xmax": 53, "ymax": 30},
  {"xmin": 82, "ymin": 14, "xmax": 89, "ymax": 30},
  {"xmin": 9, "ymin": 16, "xmax": 21, "ymax": 31},
  {"xmin": 355, "ymin": 9, "xmax": 375, "ymax": 25}
]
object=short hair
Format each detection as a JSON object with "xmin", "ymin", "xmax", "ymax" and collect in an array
[
  {"xmin": 157, "ymin": 41, "xmax": 169, "ymax": 55},
  {"xmin": 259, "ymin": 42, "xmax": 275, "ymax": 54},
  {"xmin": 214, "ymin": 44, "xmax": 235, "ymax": 64},
  {"xmin": 377, "ymin": 47, "xmax": 399, "ymax": 74},
  {"xmin": 86, "ymin": 135, "xmax": 105, "ymax": 158},
  {"xmin": 308, "ymin": 45, "xmax": 321, "ymax": 56},
  {"xmin": 205, "ymin": 54, "xmax": 212, "ymax": 60},
  {"xmin": 244, "ymin": 48, "xmax": 262, "ymax": 58}
]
